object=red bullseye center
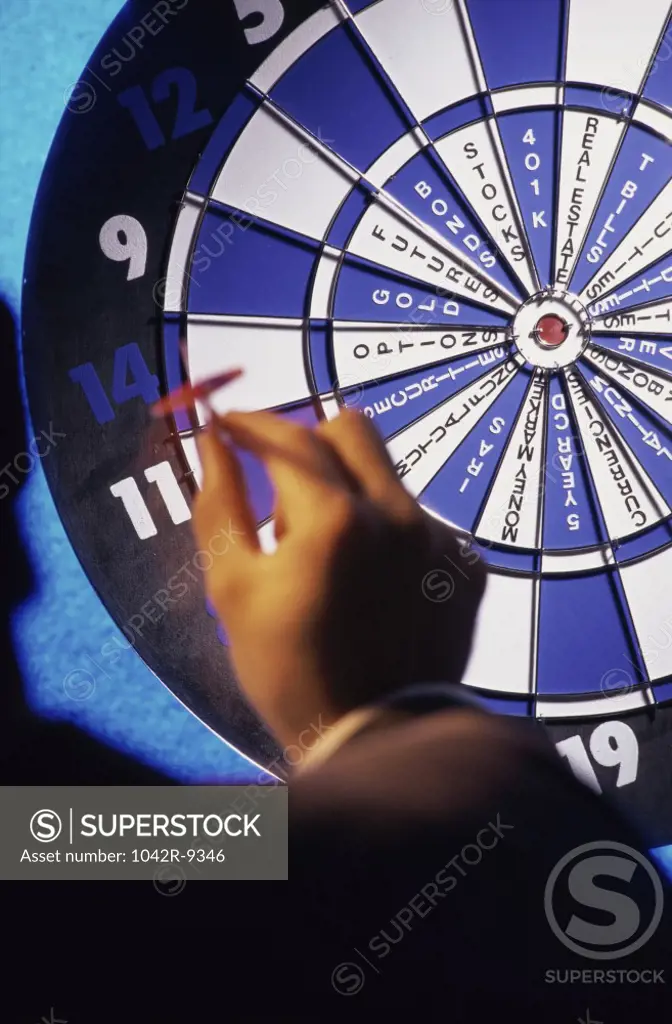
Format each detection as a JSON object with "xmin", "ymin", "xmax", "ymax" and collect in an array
[{"xmin": 535, "ymin": 313, "xmax": 568, "ymax": 347}]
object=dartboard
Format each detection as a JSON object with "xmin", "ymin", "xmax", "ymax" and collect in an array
[{"xmin": 22, "ymin": 0, "xmax": 672, "ymax": 844}]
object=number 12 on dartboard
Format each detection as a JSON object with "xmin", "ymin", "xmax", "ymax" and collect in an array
[{"xmin": 116, "ymin": 3, "xmax": 286, "ymax": 149}]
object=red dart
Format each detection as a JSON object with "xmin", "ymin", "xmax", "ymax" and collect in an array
[{"xmin": 150, "ymin": 368, "xmax": 244, "ymax": 418}]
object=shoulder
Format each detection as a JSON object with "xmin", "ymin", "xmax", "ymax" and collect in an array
[
  {"xmin": 290, "ymin": 706, "xmax": 649, "ymax": 875},
  {"xmin": 286, "ymin": 709, "xmax": 670, "ymax": 1016},
  {"xmin": 293, "ymin": 708, "xmax": 584, "ymax": 821}
]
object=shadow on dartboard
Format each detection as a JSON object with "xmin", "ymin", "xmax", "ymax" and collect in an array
[{"xmin": 0, "ymin": 296, "xmax": 171, "ymax": 786}]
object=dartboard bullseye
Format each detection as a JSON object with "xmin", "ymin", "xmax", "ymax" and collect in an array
[
  {"xmin": 22, "ymin": 0, "xmax": 672, "ymax": 843},
  {"xmin": 512, "ymin": 290, "xmax": 591, "ymax": 367},
  {"xmin": 534, "ymin": 314, "xmax": 570, "ymax": 348}
]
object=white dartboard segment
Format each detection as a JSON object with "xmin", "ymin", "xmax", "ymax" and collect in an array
[
  {"xmin": 565, "ymin": 0, "xmax": 671, "ymax": 97},
  {"xmin": 555, "ymin": 112, "xmax": 626, "ymax": 289},
  {"xmin": 354, "ymin": 0, "xmax": 482, "ymax": 123},
  {"xmin": 564, "ymin": 369, "xmax": 670, "ymax": 539},
  {"xmin": 185, "ymin": 316, "xmax": 310, "ymax": 415},
  {"xmin": 492, "ymin": 86, "xmax": 564, "ymax": 113},
  {"xmin": 632, "ymin": 100, "xmax": 672, "ymax": 142},
  {"xmin": 592, "ymin": 298, "xmax": 672, "ymax": 334},
  {"xmin": 541, "ymin": 547, "xmax": 615, "ymax": 575},
  {"xmin": 386, "ymin": 359, "xmax": 521, "ymax": 497},
  {"xmin": 475, "ymin": 374, "xmax": 548, "ymax": 549},
  {"xmin": 435, "ymin": 120, "xmax": 537, "ymax": 296},
  {"xmin": 310, "ymin": 246, "xmax": 342, "ymax": 318},
  {"xmin": 621, "ymin": 544, "xmax": 672, "ymax": 682},
  {"xmin": 211, "ymin": 103, "xmax": 357, "ymax": 240},
  {"xmin": 583, "ymin": 345, "xmax": 672, "ymax": 427},
  {"xmin": 257, "ymin": 519, "xmax": 279, "ymax": 555},
  {"xmin": 581, "ymin": 179, "xmax": 672, "ymax": 303},
  {"xmin": 346, "ymin": 202, "xmax": 516, "ymax": 313},
  {"xmin": 462, "ymin": 572, "xmax": 536, "ymax": 695},
  {"xmin": 332, "ymin": 324, "xmax": 508, "ymax": 386},
  {"xmin": 163, "ymin": 195, "xmax": 202, "ymax": 313},
  {"xmin": 537, "ymin": 689, "xmax": 653, "ymax": 720}
]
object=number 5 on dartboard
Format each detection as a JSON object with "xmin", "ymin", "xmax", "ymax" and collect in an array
[{"xmin": 233, "ymin": 0, "xmax": 285, "ymax": 44}]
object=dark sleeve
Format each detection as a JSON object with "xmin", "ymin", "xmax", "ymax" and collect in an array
[{"xmin": 286, "ymin": 709, "xmax": 671, "ymax": 1022}]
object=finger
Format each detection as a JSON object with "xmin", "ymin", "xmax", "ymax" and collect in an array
[
  {"xmin": 216, "ymin": 410, "xmax": 352, "ymax": 527},
  {"xmin": 316, "ymin": 409, "xmax": 418, "ymax": 517},
  {"xmin": 192, "ymin": 423, "xmax": 260, "ymax": 558}
]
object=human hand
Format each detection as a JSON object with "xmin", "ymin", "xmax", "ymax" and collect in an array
[{"xmin": 192, "ymin": 408, "xmax": 486, "ymax": 748}]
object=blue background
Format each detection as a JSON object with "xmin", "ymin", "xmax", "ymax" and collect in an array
[
  {"xmin": 0, "ymin": 0, "xmax": 670, "ymax": 876},
  {"xmin": 0, "ymin": 0, "xmax": 259, "ymax": 782}
]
